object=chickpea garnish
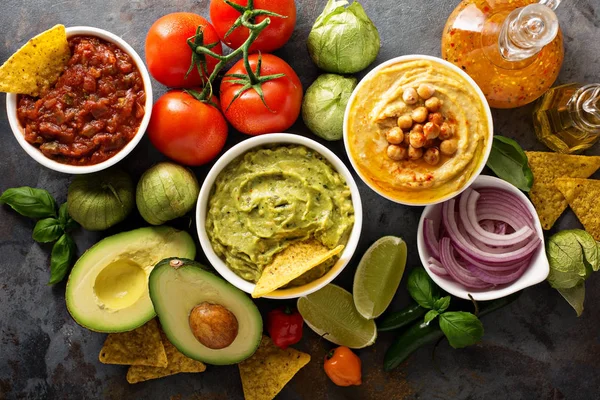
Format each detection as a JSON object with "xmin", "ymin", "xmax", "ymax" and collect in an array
[
  {"xmin": 428, "ymin": 112, "xmax": 443, "ymax": 125},
  {"xmin": 423, "ymin": 122, "xmax": 440, "ymax": 140},
  {"xmin": 412, "ymin": 123, "xmax": 423, "ymax": 133},
  {"xmin": 409, "ymin": 131, "xmax": 426, "ymax": 148},
  {"xmin": 386, "ymin": 127, "xmax": 404, "ymax": 144},
  {"xmin": 440, "ymin": 139, "xmax": 458, "ymax": 155},
  {"xmin": 387, "ymin": 144, "xmax": 407, "ymax": 161},
  {"xmin": 403, "ymin": 130, "xmax": 411, "ymax": 146},
  {"xmin": 402, "ymin": 88, "xmax": 418, "ymax": 105},
  {"xmin": 397, "ymin": 115, "xmax": 413, "ymax": 129},
  {"xmin": 417, "ymin": 83, "xmax": 435, "ymax": 100},
  {"xmin": 423, "ymin": 148, "xmax": 440, "ymax": 165},
  {"xmin": 408, "ymin": 146, "xmax": 423, "ymax": 160},
  {"xmin": 425, "ymin": 97, "xmax": 441, "ymax": 112},
  {"xmin": 424, "ymin": 138, "xmax": 437, "ymax": 148},
  {"xmin": 439, "ymin": 122, "xmax": 454, "ymax": 140},
  {"xmin": 411, "ymin": 107, "xmax": 429, "ymax": 123}
]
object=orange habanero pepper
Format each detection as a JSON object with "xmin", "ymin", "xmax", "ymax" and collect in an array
[{"xmin": 323, "ymin": 346, "xmax": 362, "ymax": 386}]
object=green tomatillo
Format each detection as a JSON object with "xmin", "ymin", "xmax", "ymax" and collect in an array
[{"xmin": 67, "ymin": 169, "xmax": 134, "ymax": 231}]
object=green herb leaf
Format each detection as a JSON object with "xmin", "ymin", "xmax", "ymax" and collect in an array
[
  {"xmin": 547, "ymin": 230, "xmax": 597, "ymax": 289},
  {"xmin": 433, "ymin": 296, "xmax": 451, "ymax": 313},
  {"xmin": 32, "ymin": 218, "xmax": 63, "ymax": 243},
  {"xmin": 557, "ymin": 282, "xmax": 585, "ymax": 317},
  {"xmin": 486, "ymin": 136, "xmax": 533, "ymax": 192},
  {"xmin": 58, "ymin": 202, "xmax": 78, "ymax": 232},
  {"xmin": 48, "ymin": 234, "xmax": 76, "ymax": 285},
  {"xmin": 407, "ymin": 268, "xmax": 440, "ymax": 309},
  {"xmin": 0, "ymin": 187, "xmax": 57, "ymax": 218},
  {"xmin": 439, "ymin": 311, "xmax": 484, "ymax": 349},
  {"xmin": 424, "ymin": 310, "xmax": 439, "ymax": 324}
]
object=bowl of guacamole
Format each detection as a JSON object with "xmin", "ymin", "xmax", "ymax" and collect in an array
[{"xmin": 197, "ymin": 134, "xmax": 363, "ymax": 299}]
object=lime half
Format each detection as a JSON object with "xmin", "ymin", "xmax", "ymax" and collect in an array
[
  {"xmin": 353, "ymin": 236, "xmax": 407, "ymax": 319},
  {"xmin": 297, "ymin": 284, "xmax": 377, "ymax": 349}
]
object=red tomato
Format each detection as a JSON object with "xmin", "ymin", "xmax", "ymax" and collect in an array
[
  {"xmin": 148, "ymin": 91, "xmax": 228, "ymax": 166},
  {"xmin": 209, "ymin": 0, "xmax": 296, "ymax": 53},
  {"xmin": 220, "ymin": 54, "xmax": 302, "ymax": 135},
  {"xmin": 145, "ymin": 13, "xmax": 223, "ymax": 88}
]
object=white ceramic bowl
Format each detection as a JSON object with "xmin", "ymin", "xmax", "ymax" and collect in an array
[
  {"xmin": 417, "ymin": 175, "xmax": 549, "ymax": 301},
  {"xmin": 196, "ymin": 133, "xmax": 363, "ymax": 299},
  {"xmin": 6, "ymin": 26, "xmax": 153, "ymax": 174},
  {"xmin": 343, "ymin": 54, "xmax": 494, "ymax": 206}
]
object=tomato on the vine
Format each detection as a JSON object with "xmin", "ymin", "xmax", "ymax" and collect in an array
[
  {"xmin": 209, "ymin": 0, "xmax": 296, "ymax": 53},
  {"xmin": 148, "ymin": 91, "xmax": 228, "ymax": 166},
  {"xmin": 220, "ymin": 54, "xmax": 302, "ymax": 135},
  {"xmin": 145, "ymin": 13, "xmax": 223, "ymax": 88}
]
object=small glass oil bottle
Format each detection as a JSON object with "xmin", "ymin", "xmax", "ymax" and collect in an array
[{"xmin": 533, "ymin": 83, "xmax": 600, "ymax": 154}]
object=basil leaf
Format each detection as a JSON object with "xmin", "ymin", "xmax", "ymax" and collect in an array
[
  {"xmin": 433, "ymin": 296, "xmax": 451, "ymax": 313},
  {"xmin": 486, "ymin": 136, "xmax": 533, "ymax": 192},
  {"xmin": 407, "ymin": 268, "xmax": 440, "ymax": 309},
  {"xmin": 439, "ymin": 311, "xmax": 484, "ymax": 349},
  {"xmin": 32, "ymin": 218, "xmax": 64, "ymax": 243},
  {"xmin": 48, "ymin": 234, "xmax": 76, "ymax": 285},
  {"xmin": 547, "ymin": 230, "xmax": 595, "ymax": 289},
  {"xmin": 424, "ymin": 310, "xmax": 439, "ymax": 324},
  {"xmin": 0, "ymin": 187, "xmax": 57, "ymax": 218},
  {"xmin": 557, "ymin": 282, "xmax": 585, "ymax": 317},
  {"xmin": 58, "ymin": 202, "xmax": 78, "ymax": 232}
]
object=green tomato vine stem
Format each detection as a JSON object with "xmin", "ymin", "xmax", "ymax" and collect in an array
[{"xmin": 186, "ymin": 0, "xmax": 287, "ymax": 106}]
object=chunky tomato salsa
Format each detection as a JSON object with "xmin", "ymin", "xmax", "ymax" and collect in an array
[{"xmin": 17, "ymin": 36, "xmax": 145, "ymax": 166}]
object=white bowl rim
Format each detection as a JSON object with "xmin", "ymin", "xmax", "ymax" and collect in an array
[
  {"xmin": 5, "ymin": 26, "xmax": 153, "ymax": 175},
  {"xmin": 417, "ymin": 174, "xmax": 549, "ymax": 301},
  {"xmin": 196, "ymin": 133, "xmax": 363, "ymax": 300},
  {"xmin": 342, "ymin": 54, "xmax": 494, "ymax": 206}
]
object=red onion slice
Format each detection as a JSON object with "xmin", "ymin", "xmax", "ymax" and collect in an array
[
  {"xmin": 460, "ymin": 189, "xmax": 533, "ymax": 245},
  {"xmin": 439, "ymin": 238, "xmax": 492, "ymax": 289},
  {"xmin": 477, "ymin": 189, "xmax": 531, "ymax": 216},
  {"xmin": 465, "ymin": 258, "xmax": 531, "ymax": 284},
  {"xmin": 423, "ymin": 218, "xmax": 440, "ymax": 259},
  {"xmin": 480, "ymin": 219, "xmax": 495, "ymax": 232},
  {"xmin": 454, "ymin": 245, "xmax": 534, "ymax": 271},
  {"xmin": 442, "ymin": 199, "xmax": 540, "ymax": 263}
]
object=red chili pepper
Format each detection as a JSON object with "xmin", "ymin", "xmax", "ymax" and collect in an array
[{"xmin": 266, "ymin": 306, "xmax": 304, "ymax": 349}]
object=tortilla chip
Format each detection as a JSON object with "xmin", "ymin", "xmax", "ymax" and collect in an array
[
  {"xmin": 0, "ymin": 24, "xmax": 70, "ymax": 96},
  {"xmin": 238, "ymin": 335, "xmax": 310, "ymax": 400},
  {"xmin": 126, "ymin": 331, "xmax": 206, "ymax": 384},
  {"xmin": 555, "ymin": 178, "xmax": 600, "ymax": 240},
  {"xmin": 252, "ymin": 240, "xmax": 344, "ymax": 298},
  {"xmin": 99, "ymin": 319, "xmax": 167, "ymax": 367},
  {"xmin": 526, "ymin": 152, "xmax": 600, "ymax": 229}
]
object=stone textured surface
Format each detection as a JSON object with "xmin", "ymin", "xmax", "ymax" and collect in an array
[{"xmin": 1, "ymin": 0, "xmax": 600, "ymax": 399}]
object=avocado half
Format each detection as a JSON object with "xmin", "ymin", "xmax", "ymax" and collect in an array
[
  {"xmin": 149, "ymin": 258, "xmax": 262, "ymax": 365},
  {"xmin": 66, "ymin": 226, "xmax": 196, "ymax": 333}
]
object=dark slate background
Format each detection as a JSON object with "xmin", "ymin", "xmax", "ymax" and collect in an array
[{"xmin": 1, "ymin": 0, "xmax": 599, "ymax": 399}]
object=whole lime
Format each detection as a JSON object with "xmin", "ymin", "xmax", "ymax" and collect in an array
[
  {"xmin": 136, "ymin": 162, "xmax": 200, "ymax": 225},
  {"xmin": 67, "ymin": 169, "xmax": 135, "ymax": 231}
]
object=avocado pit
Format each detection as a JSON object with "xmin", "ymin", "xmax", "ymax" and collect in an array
[{"xmin": 189, "ymin": 302, "xmax": 239, "ymax": 349}]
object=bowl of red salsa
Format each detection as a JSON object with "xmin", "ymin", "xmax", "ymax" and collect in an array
[{"xmin": 6, "ymin": 26, "xmax": 152, "ymax": 174}]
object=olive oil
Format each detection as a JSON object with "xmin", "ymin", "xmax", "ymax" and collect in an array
[
  {"xmin": 533, "ymin": 83, "xmax": 600, "ymax": 154},
  {"xmin": 441, "ymin": 0, "xmax": 564, "ymax": 109}
]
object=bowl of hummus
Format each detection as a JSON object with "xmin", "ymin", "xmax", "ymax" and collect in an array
[
  {"xmin": 343, "ymin": 55, "xmax": 493, "ymax": 205},
  {"xmin": 196, "ymin": 134, "xmax": 362, "ymax": 299}
]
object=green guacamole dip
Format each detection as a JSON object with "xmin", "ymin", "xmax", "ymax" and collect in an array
[{"xmin": 206, "ymin": 145, "xmax": 355, "ymax": 285}]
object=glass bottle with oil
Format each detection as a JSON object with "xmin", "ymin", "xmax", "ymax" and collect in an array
[
  {"xmin": 441, "ymin": 0, "xmax": 564, "ymax": 109},
  {"xmin": 533, "ymin": 83, "xmax": 600, "ymax": 154}
]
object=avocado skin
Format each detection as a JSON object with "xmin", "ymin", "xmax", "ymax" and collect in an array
[
  {"xmin": 66, "ymin": 227, "xmax": 196, "ymax": 333},
  {"xmin": 149, "ymin": 258, "xmax": 263, "ymax": 365}
]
